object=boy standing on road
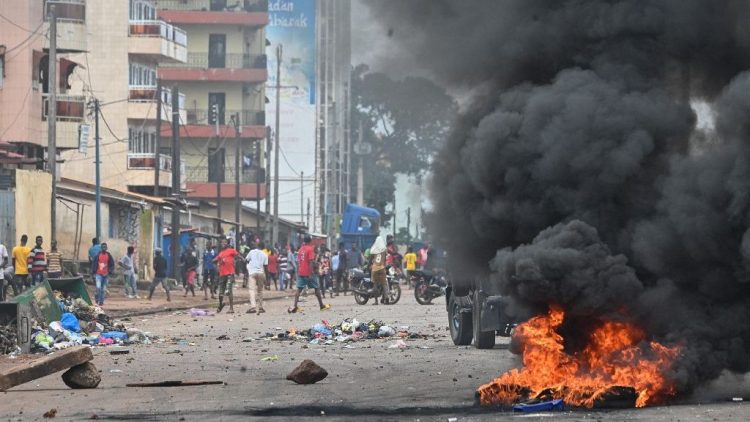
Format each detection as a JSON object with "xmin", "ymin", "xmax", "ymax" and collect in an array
[
  {"xmin": 148, "ymin": 248, "xmax": 170, "ymax": 301},
  {"xmin": 92, "ymin": 243, "xmax": 115, "ymax": 306},
  {"xmin": 12, "ymin": 235, "xmax": 31, "ymax": 292},
  {"xmin": 288, "ymin": 235, "xmax": 330, "ymax": 313},
  {"xmin": 245, "ymin": 241, "xmax": 268, "ymax": 315},
  {"xmin": 27, "ymin": 235, "xmax": 47, "ymax": 286},
  {"xmin": 118, "ymin": 246, "xmax": 138, "ymax": 298},
  {"xmin": 214, "ymin": 238, "xmax": 239, "ymax": 314},
  {"xmin": 404, "ymin": 247, "xmax": 417, "ymax": 284}
]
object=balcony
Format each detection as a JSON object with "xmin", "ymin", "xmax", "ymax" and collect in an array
[
  {"xmin": 127, "ymin": 153, "xmax": 173, "ymax": 171},
  {"xmin": 128, "ymin": 20, "xmax": 188, "ymax": 63},
  {"xmin": 156, "ymin": 0, "xmax": 268, "ymax": 26},
  {"xmin": 185, "ymin": 109, "xmax": 265, "ymax": 126},
  {"xmin": 158, "ymin": 53, "xmax": 267, "ymax": 83},
  {"xmin": 41, "ymin": 94, "xmax": 86, "ymax": 149},
  {"xmin": 184, "ymin": 165, "xmax": 267, "ymax": 199},
  {"xmin": 43, "ymin": 0, "xmax": 87, "ymax": 52},
  {"xmin": 128, "ymin": 86, "xmax": 187, "ymax": 122}
]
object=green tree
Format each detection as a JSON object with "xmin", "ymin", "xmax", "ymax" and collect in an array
[{"xmin": 350, "ymin": 64, "xmax": 458, "ymax": 224}]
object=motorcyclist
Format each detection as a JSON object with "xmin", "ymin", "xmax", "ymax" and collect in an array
[{"xmin": 367, "ymin": 235, "xmax": 388, "ymax": 305}]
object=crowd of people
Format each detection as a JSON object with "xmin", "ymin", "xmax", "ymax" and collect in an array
[{"xmin": 0, "ymin": 230, "xmax": 439, "ymax": 314}]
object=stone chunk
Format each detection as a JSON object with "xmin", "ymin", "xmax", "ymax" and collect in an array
[
  {"xmin": 286, "ymin": 359, "xmax": 328, "ymax": 384},
  {"xmin": 62, "ymin": 362, "xmax": 101, "ymax": 389}
]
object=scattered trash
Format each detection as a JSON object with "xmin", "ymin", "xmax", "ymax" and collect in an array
[
  {"xmin": 378, "ymin": 326, "xmax": 396, "ymax": 337},
  {"xmin": 388, "ymin": 339, "xmax": 408, "ymax": 349},
  {"xmin": 260, "ymin": 355, "xmax": 280, "ymax": 362},
  {"xmin": 109, "ymin": 369, "xmax": 123, "ymax": 373},
  {"xmin": 286, "ymin": 359, "xmax": 328, "ymax": 384},
  {"xmin": 448, "ymin": 418, "xmax": 458, "ymax": 422},
  {"xmin": 60, "ymin": 313, "xmax": 81, "ymax": 333},
  {"xmin": 216, "ymin": 334, "xmax": 230, "ymax": 341},
  {"xmin": 43, "ymin": 408, "xmax": 57, "ymax": 418},
  {"xmin": 241, "ymin": 337, "xmax": 254, "ymax": 342},
  {"xmin": 126, "ymin": 380, "xmax": 224, "ymax": 387},
  {"xmin": 109, "ymin": 349, "xmax": 130, "ymax": 355},
  {"xmin": 190, "ymin": 308, "xmax": 215, "ymax": 317}
]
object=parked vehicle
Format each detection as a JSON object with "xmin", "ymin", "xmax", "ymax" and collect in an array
[
  {"xmin": 446, "ymin": 277, "xmax": 515, "ymax": 348},
  {"xmin": 339, "ymin": 204, "xmax": 381, "ymax": 251},
  {"xmin": 412, "ymin": 270, "xmax": 447, "ymax": 305},
  {"xmin": 350, "ymin": 268, "xmax": 401, "ymax": 305}
]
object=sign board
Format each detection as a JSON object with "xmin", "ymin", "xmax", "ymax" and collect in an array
[{"xmin": 78, "ymin": 124, "xmax": 90, "ymax": 155}]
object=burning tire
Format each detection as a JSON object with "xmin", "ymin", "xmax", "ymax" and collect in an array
[
  {"xmin": 448, "ymin": 292, "xmax": 473, "ymax": 345},
  {"xmin": 472, "ymin": 289, "xmax": 496, "ymax": 349}
]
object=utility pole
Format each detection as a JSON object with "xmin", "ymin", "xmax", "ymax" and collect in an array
[
  {"xmin": 300, "ymin": 171, "xmax": 304, "ymax": 225},
  {"xmin": 392, "ymin": 196, "xmax": 396, "ymax": 239},
  {"xmin": 264, "ymin": 126, "xmax": 271, "ymax": 240},
  {"xmin": 94, "ymin": 99, "xmax": 101, "ymax": 241},
  {"xmin": 255, "ymin": 138, "xmax": 261, "ymax": 237},
  {"xmin": 153, "ymin": 81, "xmax": 162, "ymax": 196},
  {"xmin": 272, "ymin": 44, "xmax": 282, "ymax": 246},
  {"xmin": 233, "ymin": 112, "xmax": 241, "ymax": 236},
  {"xmin": 170, "ymin": 86, "xmax": 181, "ymax": 278},
  {"xmin": 306, "ymin": 198, "xmax": 311, "ymax": 230},
  {"xmin": 356, "ymin": 120, "xmax": 364, "ymax": 205},
  {"xmin": 47, "ymin": 5, "xmax": 57, "ymax": 242},
  {"xmin": 213, "ymin": 103, "xmax": 221, "ymax": 233},
  {"xmin": 406, "ymin": 207, "xmax": 411, "ymax": 242}
]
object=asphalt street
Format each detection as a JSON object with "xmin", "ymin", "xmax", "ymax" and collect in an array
[{"xmin": 2, "ymin": 290, "xmax": 750, "ymax": 421}]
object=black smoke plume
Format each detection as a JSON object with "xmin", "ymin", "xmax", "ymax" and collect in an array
[{"xmin": 365, "ymin": 0, "xmax": 750, "ymax": 394}]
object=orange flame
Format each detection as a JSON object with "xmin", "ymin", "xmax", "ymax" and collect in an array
[{"xmin": 477, "ymin": 305, "xmax": 680, "ymax": 408}]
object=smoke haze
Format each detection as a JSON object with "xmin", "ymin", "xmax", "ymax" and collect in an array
[{"xmin": 364, "ymin": 0, "xmax": 750, "ymax": 395}]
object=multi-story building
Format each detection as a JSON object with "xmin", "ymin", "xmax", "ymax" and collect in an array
[
  {"xmin": 0, "ymin": 0, "xmax": 88, "ymax": 167},
  {"xmin": 155, "ymin": 0, "xmax": 269, "ymax": 217},
  {"xmin": 58, "ymin": 0, "xmax": 188, "ymax": 196}
]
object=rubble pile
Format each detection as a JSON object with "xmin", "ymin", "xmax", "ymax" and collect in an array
[
  {"xmin": 28, "ymin": 291, "xmax": 156, "ymax": 353},
  {"xmin": 259, "ymin": 318, "xmax": 427, "ymax": 345}
]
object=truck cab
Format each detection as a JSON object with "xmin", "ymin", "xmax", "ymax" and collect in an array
[{"xmin": 339, "ymin": 204, "xmax": 381, "ymax": 251}]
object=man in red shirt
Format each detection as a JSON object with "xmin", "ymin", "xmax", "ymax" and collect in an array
[
  {"xmin": 213, "ymin": 238, "xmax": 241, "ymax": 313},
  {"xmin": 288, "ymin": 235, "xmax": 330, "ymax": 313},
  {"xmin": 91, "ymin": 242, "xmax": 115, "ymax": 306}
]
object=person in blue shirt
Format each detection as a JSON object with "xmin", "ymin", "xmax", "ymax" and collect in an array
[
  {"xmin": 88, "ymin": 238, "xmax": 101, "ymax": 266},
  {"xmin": 202, "ymin": 243, "xmax": 217, "ymax": 300}
]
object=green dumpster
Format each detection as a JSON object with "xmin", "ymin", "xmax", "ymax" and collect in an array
[
  {"xmin": 48, "ymin": 277, "xmax": 92, "ymax": 305},
  {"xmin": 10, "ymin": 280, "xmax": 62, "ymax": 324}
]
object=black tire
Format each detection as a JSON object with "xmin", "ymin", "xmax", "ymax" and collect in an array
[
  {"xmin": 449, "ymin": 292, "xmax": 473, "ymax": 345},
  {"xmin": 387, "ymin": 282, "xmax": 401, "ymax": 304},
  {"xmin": 414, "ymin": 279, "xmax": 433, "ymax": 305},
  {"xmin": 353, "ymin": 280, "xmax": 369, "ymax": 305},
  {"xmin": 473, "ymin": 289, "xmax": 496, "ymax": 349}
]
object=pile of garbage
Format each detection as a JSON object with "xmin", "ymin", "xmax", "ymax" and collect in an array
[
  {"xmin": 28, "ymin": 291, "xmax": 156, "ymax": 353},
  {"xmin": 258, "ymin": 319, "xmax": 425, "ymax": 345},
  {"xmin": 0, "ymin": 314, "xmax": 19, "ymax": 354}
]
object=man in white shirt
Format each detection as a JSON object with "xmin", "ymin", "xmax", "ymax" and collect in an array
[
  {"xmin": 0, "ymin": 241, "xmax": 9, "ymax": 301},
  {"xmin": 245, "ymin": 241, "xmax": 268, "ymax": 315}
]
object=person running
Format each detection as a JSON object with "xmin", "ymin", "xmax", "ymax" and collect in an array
[
  {"xmin": 267, "ymin": 248, "xmax": 278, "ymax": 290},
  {"xmin": 92, "ymin": 242, "xmax": 115, "ymax": 306},
  {"xmin": 369, "ymin": 235, "xmax": 389, "ymax": 305},
  {"xmin": 238, "ymin": 240, "xmax": 251, "ymax": 288},
  {"xmin": 118, "ymin": 246, "xmax": 138, "ymax": 298},
  {"xmin": 148, "ymin": 248, "xmax": 170, "ymax": 301},
  {"xmin": 202, "ymin": 243, "xmax": 217, "ymax": 300},
  {"xmin": 27, "ymin": 235, "xmax": 47, "ymax": 286},
  {"xmin": 288, "ymin": 235, "xmax": 330, "ymax": 313},
  {"xmin": 183, "ymin": 247, "xmax": 198, "ymax": 297},
  {"xmin": 47, "ymin": 240, "xmax": 64, "ymax": 279},
  {"xmin": 214, "ymin": 238, "xmax": 239, "ymax": 314},
  {"xmin": 11, "ymin": 235, "xmax": 31, "ymax": 293},
  {"xmin": 245, "ymin": 241, "xmax": 268, "ymax": 315}
]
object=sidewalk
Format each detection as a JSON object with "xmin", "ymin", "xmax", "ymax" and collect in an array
[{"xmin": 94, "ymin": 282, "xmax": 296, "ymax": 318}]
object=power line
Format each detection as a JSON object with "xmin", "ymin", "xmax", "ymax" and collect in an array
[
  {"xmin": 0, "ymin": 13, "xmax": 36, "ymax": 33},
  {"xmin": 0, "ymin": 85, "xmax": 32, "ymax": 140},
  {"xmin": 3, "ymin": 22, "xmax": 46, "ymax": 55}
]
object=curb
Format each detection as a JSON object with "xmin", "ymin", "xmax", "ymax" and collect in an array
[{"xmin": 108, "ymin": 293, "xmax": 294, "ymax": 318}]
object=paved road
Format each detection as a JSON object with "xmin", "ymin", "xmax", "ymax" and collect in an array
[{"xmin": 3, "ymin": 290, "xmax": 750, "ymax": 421}]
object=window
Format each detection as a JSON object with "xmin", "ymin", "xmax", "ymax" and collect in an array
[
  {"xmin": 129, "ymin": 0, "xmax": 156, "ymax": 20},
  {"xmin": 128, "ymin": 125, "xmax": 157, "ymax": 155},
  {"xmin": 128, "ymin": 62, "xmax": 156, "ymax": 87},
  {"xmin": 109, "ymin": 205, "xmax": 140, "ymax": 241}
]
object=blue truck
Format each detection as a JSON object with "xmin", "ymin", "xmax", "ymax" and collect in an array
[{"xmin": 339, "ymin": 204, "xmax": 381, "ymax": 251}]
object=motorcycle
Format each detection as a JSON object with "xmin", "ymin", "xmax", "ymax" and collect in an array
[
  {"xmin": 412, "ymin": 270, "xmax": 447, "ymax": 305},
  {"xmin": 350, "ymin": 268, "xmax": 402, "ymax": 305}
]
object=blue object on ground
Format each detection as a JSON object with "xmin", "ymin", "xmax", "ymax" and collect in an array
[
  {"xmin": 513, "ymin": 399, "xmax": 565, "ymax": 412},
  {"xmin": 60, "ymin": 312, "xmax": 81, "ymax": 333},
  {"xmin": 311, "ymin": 323, "xmax": 332, "ymax": 337},
  {"xmin": 101, "ymin": 331, "xmax": 129, "ymax": 341}
]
